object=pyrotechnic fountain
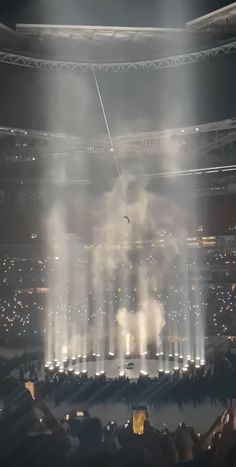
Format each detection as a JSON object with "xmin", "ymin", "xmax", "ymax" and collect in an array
[
  {"xmin": 42, "ymin": 9, "xmax": 206, "ymax": 379},
  {"xmin": 44, "ymin": 174, "xmax": 205, "ymax": 378}
]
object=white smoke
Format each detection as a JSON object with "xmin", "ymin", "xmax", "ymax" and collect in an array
[
  {"xmin": 92, "ymin": 175, "xmax": 187, "ymax": 286},
  {"xmin": 117, "ymin": 298, "xmax": 166, "ymax": 352},
  {"xmin": 87, "ymin": 174, "xmax": 188, "ymax": 355}
]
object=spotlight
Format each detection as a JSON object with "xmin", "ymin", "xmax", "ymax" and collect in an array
[
  {"xmin": 55, "ymin": 362, "xmax": 60, "ymax": 368},
  {"xmin": 183, "ymin": 367, "xmax": 188, "ymax": 372},
  {"xmin": 164, "ymin": 370, "xmax": 170, "ymax": 374},
  {"xmin": 174, "ymin": 367, "xmax": 180, "ymax": 371},
  {"xmin": 125, "ymin": 352, "xmax": 131, "ymax": 357},
  {"xmin": 200, "ymin": 359, "xmax": 205, "ymax": 365},
  {"xmin": 156, "ymin": 353, "xmax": 160, "ymax": 357},
  {"xmin": 119, "ymin": 371, "xmax": 125, "ymax": 377},
  {"xmin": 78, "ymin": 354, "xmax": 82, "ymax": 359},
  {"xmin": 59, "ymin": 367, "xmax": 64, "ymax": 373},
  {"xmin": 174, "ymin": 353, "xmax": 179, "ymax": 357},
  {"xmin": 49, "ymin": 365, "xmax": 54, "ymax": 371},
  {"xmin": 195, "ymin": 364, "xmax": 200, "ymax": 369},
  {"xmin": 74, "ymin": 370, "xmax": 80, "ymax": 376},
  {"xmin": 109, "ymin": 352, "xmax": 115, "ymax": 357},
  {"xmin": 82, "ymin": 355, "xmax": 87, "ymax": 359},
  {"xmin": 68, "ymin": 367, "xmax": 74, "ymax": 373},
  {"xmin": 187, "ymin": 355, "xmax": 191, "ymax": 360},
  {"xmin": 96, "ymin": 354, "xmax": 101, "ymax": 358},
  {"xmin": 72, "ymin": 357, "xmax": 77, "ymax": 362},
  {"xmin": 82, "ymin": 369, "xmax": 87, "ymax": 374}
]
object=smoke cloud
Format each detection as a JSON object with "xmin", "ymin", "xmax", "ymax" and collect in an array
[{"xmin": 117, "ymin": 299, "xmax": 166, "ymax": 352}]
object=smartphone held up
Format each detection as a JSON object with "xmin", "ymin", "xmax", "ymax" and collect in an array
[{"xmin": 132, "ymin": 406, "xmax": 148, "ymax": 435}]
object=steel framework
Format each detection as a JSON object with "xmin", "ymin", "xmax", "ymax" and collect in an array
[
  {"xmin": 0, "ymin": 40, "xmax": 236, "ymax": 72},
  {"xmin": 1, "ymin": 118, "xmax": 236, "ymax": 141},
  {"xmin": 1, "ymin": 119, "xmax": 236, "ymax": 162}
]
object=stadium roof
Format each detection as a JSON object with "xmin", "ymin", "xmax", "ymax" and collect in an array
[
  {"xmin": 0, "ymin": 5, "xmax": 236, "ymax": 152},
  {"xmin": 0, "ymin": 23, "xmax": 212, "ymax": 63},
  {"xmin": 187, "ymin": 2, "xmax": 236, "ymax": 32},
  {"xmin": 0, "ymin": 4, "xmax": 235, "ymax": 64}
]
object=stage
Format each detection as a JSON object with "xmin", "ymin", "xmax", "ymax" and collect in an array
[{"xmin": 45, "ymin": 355, "xmax": 204, "ymax": 379}]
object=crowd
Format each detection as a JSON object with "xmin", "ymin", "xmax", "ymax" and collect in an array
[
  {"xmin": 1, "ymin": 351, "xmax": 236, "ymax": 408},
  {"xmin": 41, "ymin": 364, "xmax": 236, "ymax": 408},
  {"xmin": 0, "ymin": 379, "xmax": 236, "ymax": 467},
  {"xmin": 0, "ymin": 252, "xmax": 235, "ymax": 342},
  {"xmin": 0, "ymin": 352, "xmax": 42, "ymax": 381},
  {"xmin": 40, "ymin": 352, "xmax": 236, "ymax": 407}
]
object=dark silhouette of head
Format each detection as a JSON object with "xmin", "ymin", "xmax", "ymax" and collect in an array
[{"xmin": 79, "ymin": 417, "xmax": 102, "ymax": 448}]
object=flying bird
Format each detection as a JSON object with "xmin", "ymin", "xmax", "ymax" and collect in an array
[{"xmin": 123, "ymin": 216, "xmax": 131, "ymax": 224}]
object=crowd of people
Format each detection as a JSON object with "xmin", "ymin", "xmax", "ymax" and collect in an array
[
  {"xmin": 0, "ymin": 378, "xmax": 236, "ymax": 467},
  {"xmin": 1, "ymin": 350, "xmax": 236, "ymax": 408},
  {"xmin": 0, "ymin": 253, "xmax": 235, "ymax": 342},
  {"xmin": 40, "ymin": 350, "xmax": 236, "ymax": 408},
  {"xmin": 41, "ymin": 363, "xmax": 236, "ymax": 408},
  {"xmin": 0, "ymin": 257, "xmax": 235, "ymax": 467}
]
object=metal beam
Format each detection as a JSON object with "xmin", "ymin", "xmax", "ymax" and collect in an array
[
  {"xmin": 1, "ymin": 119, "xmax": 236, "ymax": 143},
  {"xmin": 140, "ymin": 164, "xmax": 236, "ymax": 180},
  {"xmin": 0, "ymin": 40, "xmax": 236, "ymax": 72}
]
